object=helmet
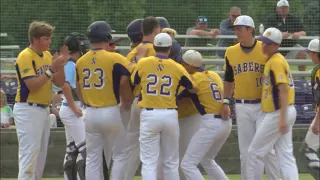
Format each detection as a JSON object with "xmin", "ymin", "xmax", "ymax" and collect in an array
[
  {"xmin": 64, "ymin": 32, "xmax": 90, "ymax": 55},
  {"xmin": 156, "ymin": 17, "xmax": 170, "ymax": 29},
  {"xmin": 87, "ymin": 21, "xmax": 113, "ymax": 43},
  {"xmin": 127, "ymin": 19, "xmax": 143, "ymax": 43}
]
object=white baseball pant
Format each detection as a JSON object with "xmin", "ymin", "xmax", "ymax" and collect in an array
[
  {"xmin": 235, "ymin": 102, "xmax": 280, "ymax": 179},
  {"xmin": 181, "ymin": 114, "xmax": 232, "ymax": 180},
  {"xmin": 178, "ymin": 114, "xmax": 201, "ymax": 180},
  {"xmin": 85, "ymin": 105, "xmax": 122, "ymax": 180},
  {"xmin": 246, "ymin": 105, "xmax": 299, "ymax": 180},
  {"xmin": 59, "ymin": 101, "xmax": 86, "ymax": 180},
  {"xmin": 110, "ymin": 106, "xmax": 131, "ymax": 180},
  {"xmin": 13, "ymin": 102, "xmax": 51, "ymax": 180},
  {"xmin": 140, "ymin": 108, "xmax": 180, "ymax": 180}
]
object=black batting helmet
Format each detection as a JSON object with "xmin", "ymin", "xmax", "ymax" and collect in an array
[
  {"xmin": 64, "ymin": 32, "xmax": 90, "ymax": 56},
  {"xmin": 127, "ymin": 19, "xmax": 143, "ymax": 43},
  {"xmin": 87, "ymin": 21, "xmax": 114, "ymax": 43},
  {"xmin": 156, "ymin": 17, "xmax": 170, "ymax": 29}
]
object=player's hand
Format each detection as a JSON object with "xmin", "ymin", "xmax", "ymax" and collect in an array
[
  {"xmin": 0, "ymin": 123, "xmax": 10, "ymax": 128},
  {"xmin": 282, "ymin": 32, "xmax": 290, "ymax": 39},
  {"xmin": 311, "ymin": 122, "xmax": 319, "ymax": 135},
  {"xmin": 51, "ymin": 46, "xmax": 69, "ymax": 72},
  {"xmin": 291, "ymin": 33, "xmax": 300, "ymax": 40},
  {"xmin": 221, "ymin": 104, "xmax": 230, "ymax": 121},
  {"xmin": 278, "ymin": 119, "xmax": 288, "ymax": 134},
  {"xmin": 72, "ymin": 108, "xmax": 83, "ymax": 118}
]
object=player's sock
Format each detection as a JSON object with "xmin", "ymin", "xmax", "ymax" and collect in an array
[{"xmin": 64, "ymin": 141, "xmax": 78, "ymax": 180}]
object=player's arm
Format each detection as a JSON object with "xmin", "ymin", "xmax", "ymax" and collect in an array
[
  {"xmin": 51, "ymin": 67, "xmax": 65, "ymax": 88},
  {"xmin": 272, "ymin": 63, "xmax": 290, "ymax": 133},
  {"xmin": 75, "ymin": 68, "xmax": 84, "ymax": 105},
  {"xmin": 223, "ymin": 56, "xmax": 234, "ymax": 99},
  {"xmin": 115, "ymin": 57, "xmax": 134, "ymax": 104},
  {"xmin": 178, "ymin": 66, "xmax": 197, "ymax": 93},
  {"xmin": 61, "ymin": 63, "xmax": 78, "ymax": 112},
  {"xmin": 16, "ymin": 54, "xmax": 53, "ymax": 92}
]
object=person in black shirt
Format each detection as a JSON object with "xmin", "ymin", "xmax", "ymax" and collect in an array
[{"xmin": 264, "ymin": 0, "xmax": 307, "ymax": 71}]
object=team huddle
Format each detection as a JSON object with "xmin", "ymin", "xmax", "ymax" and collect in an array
[{"xmin": 11, "ymin": 14, "xmax": 319, "ymax": 180}]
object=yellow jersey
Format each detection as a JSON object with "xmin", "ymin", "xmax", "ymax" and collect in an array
[
  {"xmin": 224, "ymin": 40, "xmax": 267, "ymax": 100},
  {"xmin": 311, "ymin": 65, "xmax": 320, "ymax": 110},
  {"xmin": 76, "ymin": 49, "xmax": 131, "ymax": 107},
  {"xmin": 126, "ymin": 41, "xmax": 156, "ymax": 63},
  {"xmin": 127, "ymin": 41, "xmax": 156, "ymax": 97},
  {"xmin": 177, "ymin": 87, "xmax": 198, "ymax": 119},
  {"xmin": 131, "ymin": 55, "xmax": 196, "ymax": 109},
  {"xmin": 15, "ymin": 47, "xmax": 52, "ymax": 105},
  {"xmin": 179, "ymin": 70, "xmax": 224, "ymax": 115},
  {"xmin": 261, "ymin": 53, "xmax": 295, "ymax": 112}
]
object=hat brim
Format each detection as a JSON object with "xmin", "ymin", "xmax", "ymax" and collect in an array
[
  {"xmin": 228, "ymin": 24, "xmax": 253, "ymax": 29},
  {"xmin": 258, "ymin": 36, "xmax": 278, "ymax": 45}
]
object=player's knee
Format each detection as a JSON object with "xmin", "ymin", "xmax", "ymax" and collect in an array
[{"xmin": 180, "ymin": 159, "xmax": 193, "ymax": 171}]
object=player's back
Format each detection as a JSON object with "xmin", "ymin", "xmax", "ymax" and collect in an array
[
  {"xmin": 76, "ymin": 50, "xmax": 130, "ymax": 107},
  {"xmin": 225, "ymin": 40, "xmax": 267, "ymax": 100},
  {"xmin": 133, "ymin": 55, "xmax": 193, "ymax": 109},
  {"xmin": 262, "ymin": 53, "xmax": 295, "ymax": 112},
  {"xmin": 191, "ymin": 70, "xmax": 224, "ymax": 115}
]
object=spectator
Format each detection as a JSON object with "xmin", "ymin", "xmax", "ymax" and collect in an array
[
  {"xmin": 0, "ymin": 89, "xmax": 14, "ymax": 128},
  {"xmin": 216, "ymin": 6, "xmax": 241, "ymax": 59},
  {"xmin": 185, "ymin": 16, "xmax": 220, "ymax": 56},
  {"xmin": 264, "ymin": 0, "xmax": 307, "ymax": 71}
]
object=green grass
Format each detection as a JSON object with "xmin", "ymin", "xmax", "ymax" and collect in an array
[{"xmin": 0, "ymin": 174, "xmax": 314, "ymax": 180}]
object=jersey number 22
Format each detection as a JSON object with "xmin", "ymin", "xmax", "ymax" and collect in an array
[{"xmin": 146, "ymin": 74, "xmax": 172, "ymax": 96}]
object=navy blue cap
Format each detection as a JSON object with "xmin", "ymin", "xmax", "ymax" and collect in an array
[
  {"xmin": 156, "ymin": 17, "xmax": 171, "ymax": 28},
  {"xmin": 127, "ymin": 19, "xmax": 143, "ymax": 43},
  {"xmin": 87, "ymin": 21, "xmax": 114, "ymax": 43}
]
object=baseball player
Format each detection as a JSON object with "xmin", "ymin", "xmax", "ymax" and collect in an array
[
  {"xmin": 76, "ymin": 21, "xmax": 133, "ymax": 180},
  {"xmin": 179, "ymin": 50, "xmax": 231, "ymax": 180},
  {"xmin": 157, "ymin": 17, "xmax": 182, "ymax": 63},
  {"xmin": 222, "ymin": 15, "xmax": 280, "ymax": 179},
  {"xmin": 127, "ymin": 19, "xmax": 143, "ymax": 49},
  {"xmin": 13, "ymin": 21, "xmax": 67, "ymax": 179},
  {"xmin": 131, "ymin": 33, "xmax": 196, "ymax": 180},
  {"xmin": 177, "ymin": 89, "xmax": 201, "ymax": 180},
  {"xmin": 59, "ymin": 32, "xmax": 89, "ymax": 180},
  {"xmin": 301, "ymin": 38, "xmax": 320, "ymax": 180},
  {"xmin": 111, "ymin": 16, "xmax": 160, "ymax": 180},
  {"xmin": 246, "ymin": 27, "xmax": 299, "ymax": 180}
]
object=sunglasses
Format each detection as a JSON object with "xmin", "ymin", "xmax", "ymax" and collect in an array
[
  {"xmin": 232, "ymin": 15, "xmax": 240, "ymax": 18},
  {"xmin": 198, "ymin": 18, "xmax": 208, "ymax": 23}
]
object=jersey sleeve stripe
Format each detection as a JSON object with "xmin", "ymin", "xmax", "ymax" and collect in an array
[
  {"xmin": 269, "ymin": 70, "xmax": 280, "ymax": 110},
  {"xmin": 179, "ymin": 76, "xmax": 193, "ymax": 89},
  {"xmin": 224, "ymin": 57, "xmax": 234, "ymax": 82},
  {"xmin": 190, "ymin": 93, "xmax": 206, "ymax": 115}
]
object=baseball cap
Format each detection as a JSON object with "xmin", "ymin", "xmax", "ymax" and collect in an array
[
  {"xmin": 305, "ymin": 39, "xmax": 320, "ymax": 53},
  {"xmin": 154, "ymin": 33, "xmax": 172, "ymax": 47},
  {"xmin": 259, "ymin": 27, "xmax": 283, "ymax": 45},
  {"xmin": 197, "ymin": 16, "xmax": 208, "ymax": 23},
  {"xmin": 182, "ymin": 50, "xmax": 203, "ymax": 68},
  {"xmin": 230, "ymin": 15, "xmax": 255, "ymax": 28},
  {"xmin": 277, "ymin": 0, "xmax": 290, "ymax": 7}
]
